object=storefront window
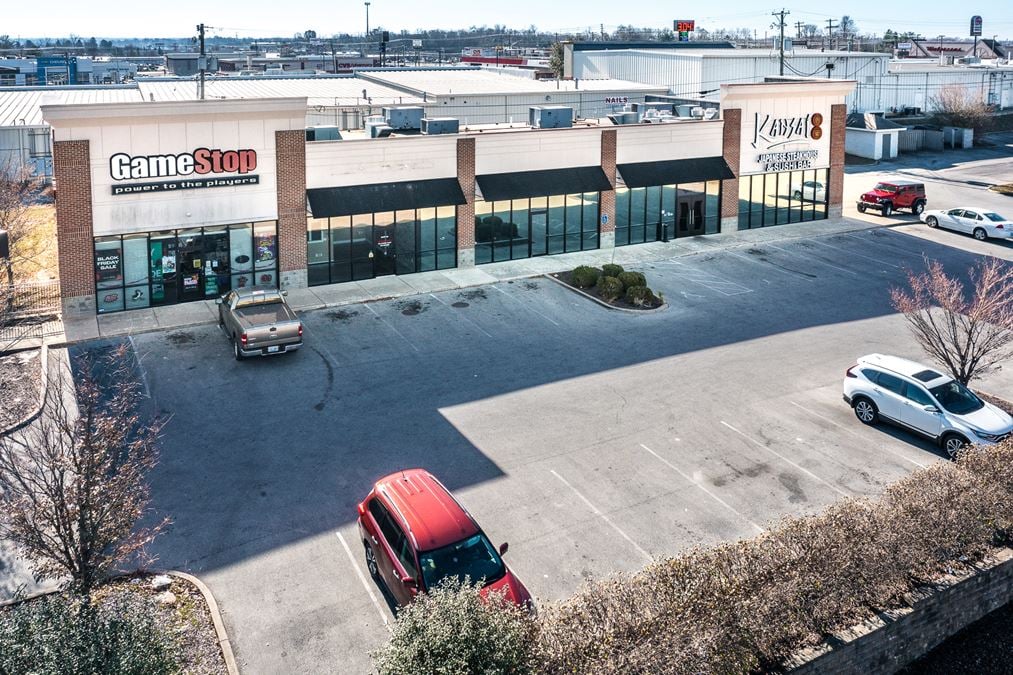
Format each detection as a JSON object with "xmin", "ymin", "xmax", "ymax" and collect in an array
[
  {"xmin": 436, "ymin": 206, "xmax": 457, "ymax": 270},
  {"xmin": 737, "ymin": 169, "xmax": 830, "ymax": 229},
  {"xmin": 581, "ymin": 192, "xmax": 599, "ymax": 249},
  {"xmin": 705, "ymin": 181, "xmax": 721, "ymax": 234},
  {"xmin": 94, "ymin": 222, "xmax": 276, "ymax": 314},
  {"xmin": 615, "ymin": 188, "xmax": 630, "ymax": 246},
  {"xmin": 474, "ymin": 200, "xmax": 493, "ymax": 265}
]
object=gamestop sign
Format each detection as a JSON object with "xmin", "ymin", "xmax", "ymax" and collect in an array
[{"xmin": 108, "ymin": 148, "xmax": 259, "ymax": 195}]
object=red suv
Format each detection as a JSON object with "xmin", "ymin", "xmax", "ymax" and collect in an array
[
  {"xmin": 357, "ymin": 469, "xmax": 533, "ymax": 610},
  {"xmin": 857, "ymin": 180, "xmax": 926, "ymax": 216}
]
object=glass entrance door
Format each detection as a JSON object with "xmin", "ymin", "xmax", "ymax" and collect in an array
[
  {"xmin": 372, "ymin": 212, "xmax": 396, "ymax": 277},
  {"xmin": 149, "ymin": 232, "xmax": 178, "ymax": 306},
  {"xmin": 177, "ymin": 229, "xmax": 204, "ymax": 302},
  {"xmin": 677, "ymin": 193, "xmax": 706, "ymax": 237}
]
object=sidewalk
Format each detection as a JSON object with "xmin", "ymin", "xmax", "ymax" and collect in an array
[{"xmin": 55, "ymin": 216, "xmax": 884, "ymax": 347}]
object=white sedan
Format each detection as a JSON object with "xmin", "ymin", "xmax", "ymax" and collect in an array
[{"xmin": 920, "ymin": 207, "xmax": 1013, "ymax": 241}]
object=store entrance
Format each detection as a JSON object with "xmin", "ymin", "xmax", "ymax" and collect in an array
[
  {"xmin": 677, "ymin": 193, "xmax": 705, "ymax": 237},
  {"xmin": 372, "ymin": 223, "xmax": 396, "ymax": 276}
]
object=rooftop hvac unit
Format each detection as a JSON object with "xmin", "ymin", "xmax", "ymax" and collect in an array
[
  {"xmin": 370, "ymin": 124, "xmax": 394, "ymax": 138},
  {"xmin": 383, "ymin": 106, "xmax": 424, "ymax": 130},
  {"xmin": 420, "ymin": 117, "xmax": 460, "ymax": 135},
  {"xmin": 675, "ymin": 104, "xmax": 695, "ymax": 118},
  {"xmin": 632, "ymin": 102, "xmax": 673, "ymax": 114},
  {"xmin": 305, "ymin": 126, "xmax": 342, "ymax": 141},
  {"xmin": 607, "ymin": 111, "xmax": 639, "ymax": 125},
  {"xmin": 529, "ymin": 105, "xmax": 573, "ymax": 129}
]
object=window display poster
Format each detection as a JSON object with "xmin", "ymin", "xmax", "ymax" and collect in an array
[
  {"xmin": 150, "ymin": 241, "xmax": 164, "ymax": 301},
  {"xmin": 96, "ymin": 247, "xmax": 122, "ymax": 284},
  {"xmin": 255, "ymin": 233, "xmax": 276, "ymax": 269}
]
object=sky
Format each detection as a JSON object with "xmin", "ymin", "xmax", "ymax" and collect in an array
[{"xmin": 3, "ymin": 2, "xmax": 1012, "ymax": 40}]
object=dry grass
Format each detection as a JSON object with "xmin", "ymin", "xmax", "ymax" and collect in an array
[
  {"xmin": 12, "ymin": 204, "xmax": 58, "ymax": 282},
  {"xmin": 988, "ymin": 184, "xmax": 1013, "ymax": 196}
]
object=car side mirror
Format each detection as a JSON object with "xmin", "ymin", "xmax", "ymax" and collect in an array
[
  {"xmin": 499, "ymin": 542, "xmax": 509, "ymax": 556},
  {"xmin": 215, "ymin": 298, "xmax": 222, "ymax": 305},
  {"xmin": 923, "ymin": 405, "xmax": 939, "ymax": 413},
  {"xmin": 281, "ymin": 290, "xmax": 288, "ymax": 297}
]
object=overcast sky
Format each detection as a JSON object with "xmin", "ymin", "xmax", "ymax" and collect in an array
[{"xmin": 4, "ymin": 2, "xmax": 1011, "ymax": 40}]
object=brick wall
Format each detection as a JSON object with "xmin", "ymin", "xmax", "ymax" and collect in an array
[
  {"xmin": 53, "ymin": 140, "xmax": 96, "ymax": 314},
  {"xmin": 275, "ymin": 130, "xmax": 307, "ymax": 288},
  {"xmin": 456, "ymin": 137, "xmax": 476, "ymax": 267},
  {"xmin": 788, "ymin": 549, "xmax": 1013, "ymax": 674},
  {"xmin": 599, "ymin": 129, "xmax": 617, "ymax": 245},
  {"xmin": 828, "ymin": 103, "xmax": 846, "ymax": 218},
  {"xmin": 720, "ymin": 109, "xmax": 742, "ymax": 231}
]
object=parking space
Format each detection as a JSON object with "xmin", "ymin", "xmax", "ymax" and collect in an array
[{"xmin": 71, "ymin": 226, "xmax": 1012, "ymax": 674}]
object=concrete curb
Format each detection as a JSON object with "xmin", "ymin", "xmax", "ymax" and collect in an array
[
  {"xmin": 1, "ymin": 343, "xmax": 49, "ymax": 437},
  {"xmin": 164, "ymin": 570, "xmax": 240, "ymax": 675},
  {"xmin": 544, "ymin": 273, "xmax": 669, "ymax": 314}
]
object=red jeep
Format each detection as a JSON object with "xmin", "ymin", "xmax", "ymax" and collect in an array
[{"xmin": 857, "ymin": 180, "xmax": 926, "ymax": 217}]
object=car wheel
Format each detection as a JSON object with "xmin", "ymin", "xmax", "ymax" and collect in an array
[
  {"xmin": 912, "ymin": 201, "xmax": 925, "ymax": 215},
  {"xmin": 857, "ymin": 203, "xmax": 867, "ymax": 213},
  {"xmin": 364, "ymin": 542, "xmax": 380, "ymax": 580},
  {"xmin": 973, "ymin": 227, "xmax": 988, "ymax": 241},
  {"xmin": 882, "ymin": 202, "xmax": 893, "ymax": 217},
  {"xmin": 942, "ymin": 433, "xmax": 967, "ymax": 459},
  {"xmin": 793, "ymin": 190, "xmax": 802, "ymax": 200},
  {"xmin": 926, "ymin": 216, "xmax": 938, "ymax": 228},
  {"xmin": 233, "ymin": 338, "xmax": 244, "ymax": 361},
  {"xmin": 853, "ymin": 397, "xmax": 879, "ymax": 425}
]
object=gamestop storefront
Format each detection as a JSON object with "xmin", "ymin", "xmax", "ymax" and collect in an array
[{"xmin": 42, "ymin": 98, "xmax": 307, "ymax": 315}]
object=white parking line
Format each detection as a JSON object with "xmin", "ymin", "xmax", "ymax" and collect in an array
[
  {"xmin": 549, "ymin": 469, "xmax": 652, "ymax": 562},
  {"xmin": 719, "ymin": 421, "xmax": 851, "ymax": 498},
  {"xmin": 661, "ymin": 260, "xmax": 753, "ymax": 296},
  {"xmin": 765, "ymin": 243, "xmax": 862, "ymax": 277},
  {"xmin": 335, "ymin": 531, "xmax": 390, "ymax": 631},
  {"xmin": 789, "ymin": 400, "xmax": 927, "ymax": 469},
  {"xmin": 127, "ymin": 335, "xmax": 152, "ymax": 399},
  {"xmin": 639, "ymin": 444, "xmax": 765, "ymax": 534},
  {"xmin": 364, "ymin": 303, "xmax": 421, "ymax": 353},
  {"xmin": 429, "ymin": 293, "xmax": 494, "ymax": 338},
  {"xmin": 493, "ymin": 285, "xmax": 560, "ymax": 326},
  {"xmin": 726, "ymin": 250, "xmax": 815, "ymax": 281},
  {"xmin": 809, "ymin": 238, "xmax": 902, "ymax": 269}
]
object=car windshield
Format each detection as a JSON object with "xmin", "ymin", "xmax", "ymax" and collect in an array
[
  {"xmin": 983, "ymin": 212, "xmax": 1007, "ymax": 222},
  {"xmin": 418, "ymin": 533, "xmax": 505, "ymax": 590},
  {"xmin": 873, "ymin": 183, "xmax": 898, "ymax": 193},
  {"xmin": 929, "ymin": 380, "xmax": 984, "ymax": 415}
]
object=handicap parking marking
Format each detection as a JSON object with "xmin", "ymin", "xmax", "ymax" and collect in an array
[
  {"xmin": 335, "ymin": 531, "xmax": 391, "ymax": 631},
  {"xmin": 549, "ymin": 469, "xmax": 653, "ymax": 563},
  {"xmin": 789, "ymin": 400, "xmax": 928, "ymax": 469},
  {"xmin": 658, "ymin": 259, "xmax": 754, "ymax": 296},
  {"xmin": 719, "ymin": 420, "xmax": 851, "ymax": 498},
  {"xmin": 638, "ymin": 444, "xmax": 765, "ymax": 534}
]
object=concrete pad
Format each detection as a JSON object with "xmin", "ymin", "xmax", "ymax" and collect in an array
[
  {"xmin": 438, "ymin": 267, "xmax": 499, "ymax": 288},
  {"xmin": 400, "ymin": 271, "xmax": 458, "ymax": 294},
  {"xmin": 62, "ymin": 316, "xmax": 99, "ymax": 343},
  {"xmin": 308, "ymin": 284, "xmax": 370, "ymax": 306},
  {"xmin": 152, "ymin": 301, "xmax": 216, "ymax": 328},
  {"xmin": 354, "ymin": 276, "xmax": 416, "ymax": 300},
  {"xmin": 480, "ymin": 260, "xmax": 543, "ymax": 280},
  {"xmin": 283, "ymin": 287, "xmax": 325, "ymax": 311},
  {"xmin": 97, "ymin": 309, "xmax": 159, "ymax": 336}
]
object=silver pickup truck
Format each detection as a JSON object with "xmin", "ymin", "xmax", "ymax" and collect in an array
[{"xmin": 216, "ymin": 287, "xmax": 303, "ymax": 360}]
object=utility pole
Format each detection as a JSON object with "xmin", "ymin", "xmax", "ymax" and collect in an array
[
  {"xmin": 364, "ymin": 2, "xmax": 370, "ymax": 37},
  {"xmin": 825, "ymin": 18, "xmax": 837, "ymax": 51},
  {"xmin": 196, "ymin": 23, "xmax": 205, "ymax": 100},
  {"xmin": 795, "ymin": 20, "xmax": 804, "ymax": 40},
  {"xmin": 772, "ymin": 9, "xmax": 790, "ymax": 76}
]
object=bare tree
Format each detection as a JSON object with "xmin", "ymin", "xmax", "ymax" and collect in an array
[
  {"xmin": 0, "ymin": 345, "xmax": 169, "ymax": 595},
  {"xmin": 891, "ymin": 258, "xmax": 1013, "ymax": 385},
  {"xmin": 930, "ymin": 85, "xmax": 995, "ymax": 138},
  {"xmin": 0, "ymin": 156, "xmax": 48, "ymax": 282}
]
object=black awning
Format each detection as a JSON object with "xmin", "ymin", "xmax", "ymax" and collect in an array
[
  {"xmin": 306, "ymin": 177, "xmax": 466, "ymax": 218},
  {"xmin": 616, "ymin": 157, "xmax": 735, "ymax": 189},
  {"xmin": 475, "ymin": 166, "xmax": 612, "ymax": 202}
]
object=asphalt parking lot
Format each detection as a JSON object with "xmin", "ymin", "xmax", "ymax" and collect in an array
[{"xmin": 73, "ymin": 227, "xmax": 1012, "ymax": 674}]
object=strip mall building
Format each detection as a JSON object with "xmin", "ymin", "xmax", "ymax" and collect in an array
[{"xmin": 42, "ymin": 78, "xmax": 854, "ymax": 316}]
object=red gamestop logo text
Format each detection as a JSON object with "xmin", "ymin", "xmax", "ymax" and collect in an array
[{"xmin": 109, "ymin": 148, "xmax": 257, "ymax": 181}]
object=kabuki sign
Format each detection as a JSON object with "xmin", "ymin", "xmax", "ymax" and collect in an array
[{"xmin": 108, "ymin": 148, "xmax": 259, "ymax": 195}]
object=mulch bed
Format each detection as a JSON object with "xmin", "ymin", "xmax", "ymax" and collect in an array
[
  {"xmin": 0, "ymin": 350, "xmax": 41, "ymax": 430},
  {"xmin": 1, "ymin": 573, "xmax": 227, "ymax": 674},
  {"xmin": 551, "ymin": 271, "xmax": 663, "ymax": 311}
]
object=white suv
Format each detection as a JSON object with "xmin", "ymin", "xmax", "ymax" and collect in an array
[{"xmin": 843, "ymin": 354, "xmax": 1013, "ymax": 458}]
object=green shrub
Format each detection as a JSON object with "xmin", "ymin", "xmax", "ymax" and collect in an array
[
  {"xmin": 373, "ymin": 577, "xmax": 536, "ymax": 675},
  {"xmin": 616, "ymin": 271, "xmax": 646, "ymax": 290},
  {"xmin": 625, "ymin": 285, "xmax": 657, "ymax": 307},
  {"xmin": 601, "ymin": 263, "xmax": 624, "ymax": 278},
  {"xmin": 596, "ymin": 276, "xmax": 624, "ymax": 302},
  {"xmin": 570, "ymin": 266, "xmax": 601, "ymax": 289},
  {"xmin": 0, "ymin": 592, "xmax": 180, "ymax": 675}
]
